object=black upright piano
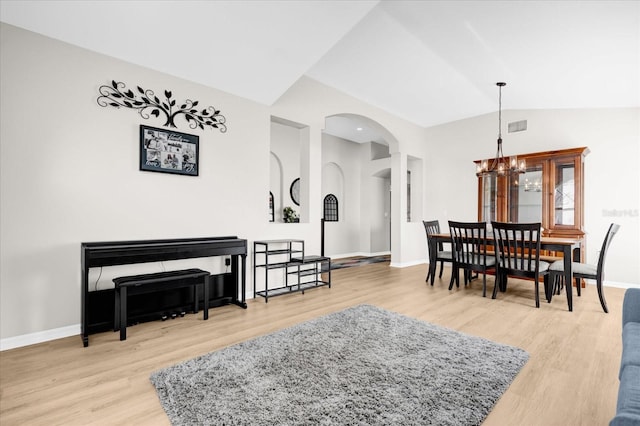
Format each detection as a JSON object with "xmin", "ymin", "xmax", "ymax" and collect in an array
[{"xmin": 81, "ymin": 236, "xmax": 247, "ymax": 347}]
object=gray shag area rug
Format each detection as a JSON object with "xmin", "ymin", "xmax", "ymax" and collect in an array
[{"xmin": 150, "ymin": 304, "xmax": 528, "ymax": 425}]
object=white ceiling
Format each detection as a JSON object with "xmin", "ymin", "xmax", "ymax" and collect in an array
[{"xmin": 1, "ymin": 0, "xmax": 638, "ymax": 143}]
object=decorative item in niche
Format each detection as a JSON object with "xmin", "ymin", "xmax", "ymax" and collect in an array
[
  {"xmin": 97, "ymin": 80, "xmax": 227, "ymax": 132},
  {"xmin": 283, "ymin": 206, "xmax": 299, "ymax": 223},
  {"xmin": 140, "ymin": 125, "xmax": 199, "ymax": 176},
  {"xmin": 290, "ymin": 178, "xmax": 300, "ymax": 206}
]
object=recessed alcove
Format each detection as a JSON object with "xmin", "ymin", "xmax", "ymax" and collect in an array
[
  {"xmin": 370, "ymin": 141, "xmax": 390, "ymax": 160},
  {"xmin": 270, "ymin": 116, "xmax": 309, "ymax": 223}
]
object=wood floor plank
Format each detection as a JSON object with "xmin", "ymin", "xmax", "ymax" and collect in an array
[{"xmin": 0, "ymin": 263, "xmax": 625, "ymax": 425}]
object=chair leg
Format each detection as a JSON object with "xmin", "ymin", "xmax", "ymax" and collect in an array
[
  {"xmin": 575, "ymin": 277, "xmax": 581, "ymax": 297},
  {"xmin": 482, "ymin": 272, "xmax": 487, "ymax": 297},
  {"xmin": 431, "ymin": 261, "xmax": 440, "ymax": 285},
  {"xmin": 438, "ymin": 261, "xmax": 444, "ymax": 278},
  {"xmin": 427, "ymin": 262, "xmax": 437, "ymax": 285},
  {"xmin": 534, "ymin": 279, "xmax": 540, "ymax": 308},
  {"xmin": 544, "ymin": 275, "xmax": 551, "ymax": 303},
  {"xmin": 498, "ymin": 272, "xmax": 507, "ymax": 292},
  {"xmin": 448, "ymin": 266, "xmax": 459, "ymax": 290},
  {"xmin": 492, "ymin": 273, "xmax": 501, "ymax": 299},
  {"xmin": 554, "ymin": 275, "xmax": 564, "ymax": 295},
  {"xmin": 596, "ymin": 277, "xmax": 609, "ymax": 313}
]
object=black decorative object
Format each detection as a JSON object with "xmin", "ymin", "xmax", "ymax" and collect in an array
[
  {"xmin": 97, "ymin": 80, "xmax": 226, "ymax": 132},
  {"xmin": 290, "ymin": 178, "xmax": 300, "ymax": 206},
  {"xmin": 323, "ymin": 194, "xmax": 339, "ymax": 222},
  {"xmin": 140, "ymin": 125, "xmax": 199, "ymax": 176},
  {"xmin": 283, "ymin": 207, "xmax": 299, "ymax": 223}
]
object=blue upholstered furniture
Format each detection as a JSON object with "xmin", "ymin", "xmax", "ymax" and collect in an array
[{"xmin": 611, "ymin": 288, "xmax": 640, "ymax": 426}]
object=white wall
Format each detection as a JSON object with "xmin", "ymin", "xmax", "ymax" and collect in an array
[{"xmin": 369, "ymin": 176, "xmax": 391, "ymax": 253}]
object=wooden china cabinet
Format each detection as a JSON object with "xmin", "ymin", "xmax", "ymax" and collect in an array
[{"xmin": 475, "ymin": 147, "xmax": 589, "ymax": 255}]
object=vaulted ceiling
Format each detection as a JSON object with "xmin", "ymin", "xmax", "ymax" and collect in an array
[{"xmin": 1, "ymin": 0, "xmax": 638, "ymax": 140}]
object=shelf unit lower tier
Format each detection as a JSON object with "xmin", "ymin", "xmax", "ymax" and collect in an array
[{"xmin": 255, "ymin": 256, "xmax": 331, "ymax": 302}]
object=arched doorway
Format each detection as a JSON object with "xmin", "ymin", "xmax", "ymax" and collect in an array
[{"xmin": 321, "ymin": 113, "xmax": 400, "ymax": 259}]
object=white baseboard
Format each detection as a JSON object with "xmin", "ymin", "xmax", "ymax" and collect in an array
[
  {"xmin": 330, "ymin": 251, "xmax": 390, "ymax": 259},
  {"xmin": 1, "ymin": 324, "xmax": 80, "ymax": 351},
  {"xmin": 593, "ymin": 280, "xmax": 638, "ymax": 289},
  {"xmin": 391, "ymin": 259, "xmax": 427, "ymax": 268}
]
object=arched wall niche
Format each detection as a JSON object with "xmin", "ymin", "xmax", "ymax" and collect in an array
[
  {"xmin": 269, "ymin": 151, "xmax": 284, "ymax": 223},
  {"xmin": 270, "ymin": 115, "xmax": 309, "ymax": 223}
]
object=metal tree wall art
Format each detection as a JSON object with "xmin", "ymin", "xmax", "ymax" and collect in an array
[{"xmin": 97, "ymin": 80, "xmax": 227, "ymax": 132}]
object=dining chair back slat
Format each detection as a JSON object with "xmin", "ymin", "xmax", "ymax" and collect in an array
[
  {"xmin": 448, "ymin": 221, "xmax": 496, "ymax": 297},
  {"xmin": 491, "ymin": 221, "xmax": 550, "ymax": 308}
]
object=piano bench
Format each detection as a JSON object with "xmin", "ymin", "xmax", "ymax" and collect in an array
[{"xmin": 113, "ymin": 268, "xmax": 210, "ymax": 341}]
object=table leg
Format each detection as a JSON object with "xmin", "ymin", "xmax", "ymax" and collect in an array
[{"xmin": 573, "ymin": 247, "xmax": 582, "ymax": 297}]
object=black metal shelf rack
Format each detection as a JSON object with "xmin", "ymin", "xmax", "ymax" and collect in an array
[{"xmin": 253, "ymin": 240, "xmax": 330, "ymax": 302}]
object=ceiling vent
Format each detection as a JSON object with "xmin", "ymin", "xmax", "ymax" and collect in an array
[{"xmin": 508, "ymin": 120, "xmax": 527, "ymax": 133}]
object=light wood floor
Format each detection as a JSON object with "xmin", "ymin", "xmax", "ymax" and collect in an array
[{"xmin": 0, "ymin": 262, "xmax": 626, "ymax": 426}]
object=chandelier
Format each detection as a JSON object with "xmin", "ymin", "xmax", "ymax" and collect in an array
[
  {"xmin": 524, "ymin": 177, "xmax": 542, "ymax": 192},
  {"xmin": 476, "ymin": 82, "xmax": 526, "ymax": 177}
]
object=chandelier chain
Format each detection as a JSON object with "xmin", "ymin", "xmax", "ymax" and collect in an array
[
  {"xmin": 498, "ymin": 84, "xmax": 502, "ymax": 140},
  {"xmin": 475, "ymin": 82, "xmax": 525, "ymax": 178}
]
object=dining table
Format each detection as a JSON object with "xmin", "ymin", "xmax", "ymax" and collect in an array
[{"xmin": 429, "ymin": 232, "xmax": 583, "ymax": 311}]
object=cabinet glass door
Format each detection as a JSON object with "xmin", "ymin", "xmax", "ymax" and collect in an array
[
  {"xmin": 509, "ymin": 165, "xmax": 544, "ymax": 223},
  {"xmin": 480, "ymin": 175, "xmax": 498, "ymax": 223},
  {"xmin": 553, "ymin": 160, "xmax": 576, "ymax": 226}
]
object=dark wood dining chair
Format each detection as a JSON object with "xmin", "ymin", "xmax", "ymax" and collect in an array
[
  {"xmin": 423, "ymin": 220, "xmax": 452, "ymax": 285},
  {"xmin": 448, "ymin": 221, "xmax": 496, "ymax": 297},
  {"xmin": 491, "ymin": 221, "xmax": 550, "ymax": 308},
  {"xmin": 549, "ymin": 223, "xmax": 620, "ymax": 313}
]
